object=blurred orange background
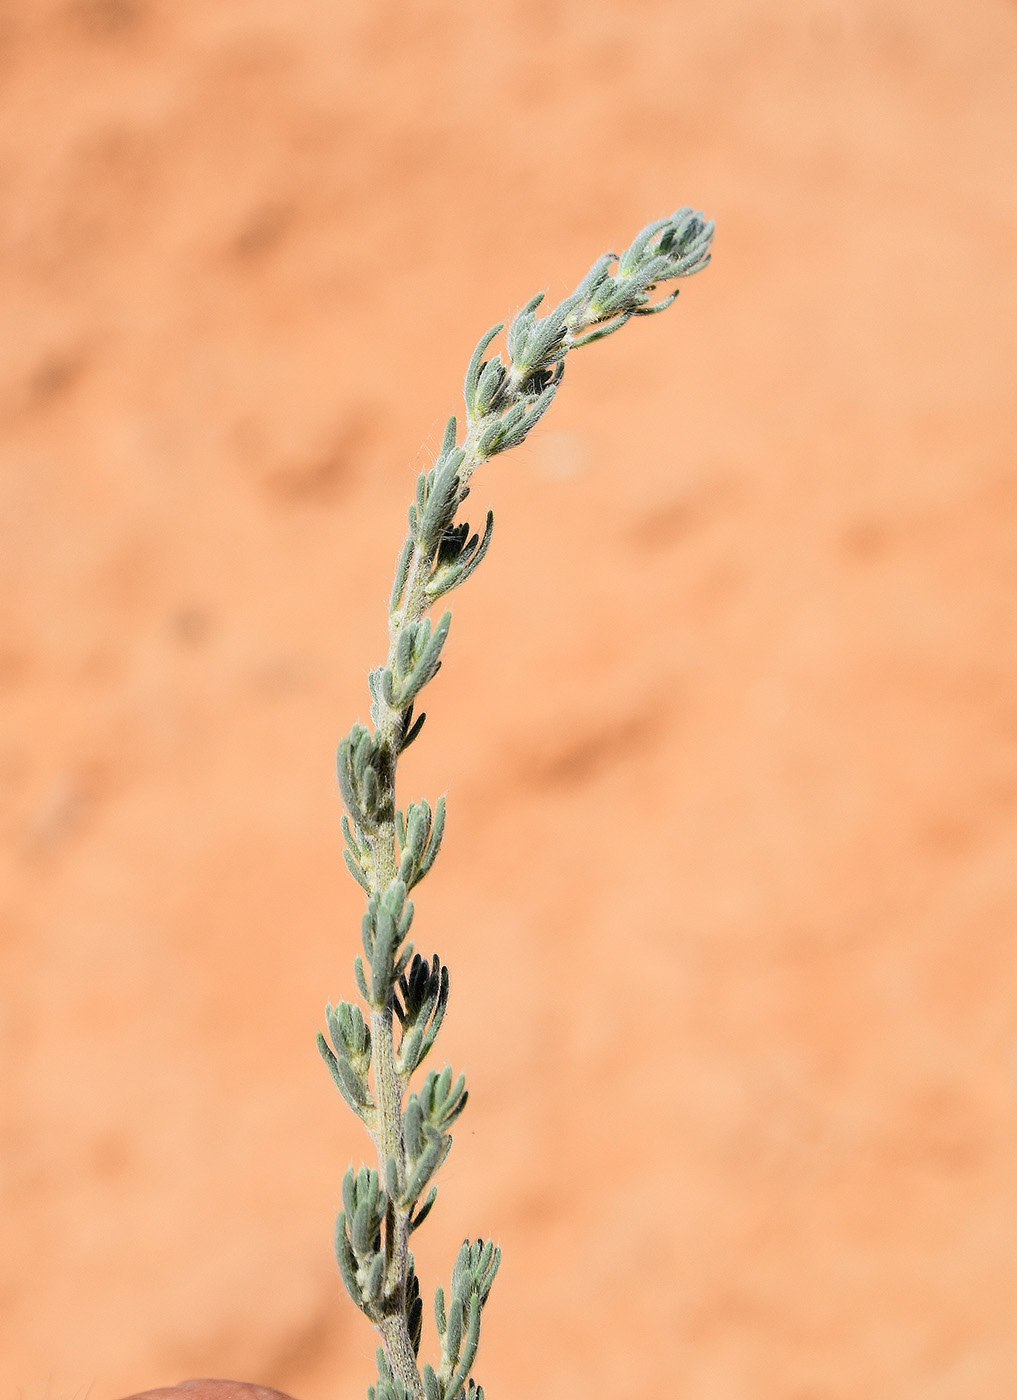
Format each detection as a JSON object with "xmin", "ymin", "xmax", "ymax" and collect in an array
[{"xmin": 2, "ymin": 1, "xmax": 1016, "ymax": 1397}]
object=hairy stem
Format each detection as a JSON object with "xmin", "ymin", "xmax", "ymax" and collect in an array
[
  {"xmin": 362, "ymin": 433, "xmax": 489, "ymax": 1394},
  {"xmin": 327, "ymin": 207, "xmax": 714, "ymax": 1400},
  {"xmin": 363, "ymin": 803, "xmax": 422, "ymax": 1397}
]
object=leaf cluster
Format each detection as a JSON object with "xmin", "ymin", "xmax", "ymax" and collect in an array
[
  {"xmin": 428, "ymin": 1240, "xmax": 501, "ymax": 1400},
  {"xmin": 318, "ymin": 1000, "xmax": 373, "ymax": 1120},
  {"xmin": 395, "ymin": 952, "xmax": 448, "ymax": 1079}
]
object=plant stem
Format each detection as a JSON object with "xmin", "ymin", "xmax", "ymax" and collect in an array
[
  {"xmin": 362, "ymin": 799, "xmax": 422, "ymax": 1397},
  {"xmin": 327, "ymin": 208, "xmax": 714, "ymax": 1400},
  {"xmin": 359, "ymin": 428, "xmax": 506, "ymax": 1393}
]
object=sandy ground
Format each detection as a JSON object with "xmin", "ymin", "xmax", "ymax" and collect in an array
[{"xmin": 2, "ymin": 1, "xmax": 1017, "ymax": 1398}]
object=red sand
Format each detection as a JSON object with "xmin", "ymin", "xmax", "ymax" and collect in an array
[{"xmin": 3, "ymin": 2, "xmax": 1017, "ymax": 1398}]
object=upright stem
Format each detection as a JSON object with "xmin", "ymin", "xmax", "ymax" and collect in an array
[
  {"xmin": 362, "ymin": 444, "xmax": 485, "ymax": 1390},
  {"xmin": 364, "ymin": 798, "xmax": 423, "ymax": 1399},
  {"xmin": 328, "ymin": 208, "xmax": 714, "ymax": 1400}
]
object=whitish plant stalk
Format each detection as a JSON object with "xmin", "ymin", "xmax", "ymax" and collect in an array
[{"xmin": 320, "ymin": 209, "xmax": 714, "ymax": 1400}]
